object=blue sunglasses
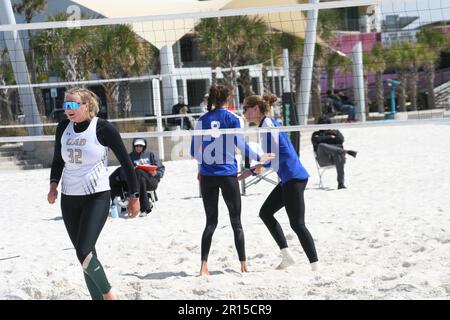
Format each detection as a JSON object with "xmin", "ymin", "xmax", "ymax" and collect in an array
[{"xmin": 63, "ymin": 101, "xmax": 81, "ymax": 110}]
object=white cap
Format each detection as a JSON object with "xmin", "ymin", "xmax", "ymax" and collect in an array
[{"xmin": 133, "ymin": 139, "xmax": 146, "ymax": 146}]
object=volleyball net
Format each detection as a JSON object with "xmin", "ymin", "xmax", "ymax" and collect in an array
[{"xmin": 0, "ymin": 0, "xmax": 449, "ymax": 147}]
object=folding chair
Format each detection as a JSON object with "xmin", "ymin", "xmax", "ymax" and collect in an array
[
  {"xmin": 239, "ymin": 156, "xmax": 278, "ymax": 196},
  {"xmin": 314, "ymin": 151, "xmax": 335, "ymax": 189},
  {"xmin": 113, "ymin": 188, "xmax": 158, "ymax": 216}
]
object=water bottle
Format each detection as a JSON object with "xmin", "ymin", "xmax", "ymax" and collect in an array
[{"xmin": 110, "ymin": 204, "xmax": 119, "ymax": 219}]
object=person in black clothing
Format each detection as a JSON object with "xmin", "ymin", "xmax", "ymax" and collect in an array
[
  {"xmin": 326, "ymin": 90, "xmax": 356, "ymax": 122},
  {"xmin": 311, "ymin": 129, "xmax": 357, "ymax": 189},
  {"xmin": 170, "ymin": 96, "xmax": 193, "ymax": 129},
  {"xmin": 110, "ymin": 137, "xmax": 165, "ymax": 216},
  {"xmin": 47, "ymin": 87, "xmax": 140, "ymax": 300}
]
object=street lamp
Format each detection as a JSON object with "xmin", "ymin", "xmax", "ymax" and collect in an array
[{"xmin": 386, "ymin": 79, "xmax": 400, "ymax": 119}]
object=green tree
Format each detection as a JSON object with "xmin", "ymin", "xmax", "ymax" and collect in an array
[
  {"xmin": 272, "ymin": 32, "xmax": 304, "ymax": 94},
  {"xmin": 33, "ymin": 13, "xmax": 92, "ymax": 83},
  {"xmin": 0, "ymin": 50, "xmax": 15, "ymax": 122},
  {"xmin": 195, "ymin": 16, "xmax": 271, "ymax": 102},
  {"xmin": 309, "ymin": 9, "xmax": 343, "ymax": 121},
  {"xmin": 364, "ymin": 44, "xmax": 386, "ymax": 114},
  {"xmin": 325, "ymin": 50, "xmax": 351, "ymax": 94},
  {"xmin": 416, "ymin": 27, "xmax": 448, "ymax": 109},
  {"xmin": 402, "ymin": 42, "xmax": 424, "ymax": 111},
  {"xmin": 88, "ymin": 24, "xmax": 153, "ymax": 118},
  {"xmin": 385, "ymin": 43, "xmax": 410, "ymax": 112}
]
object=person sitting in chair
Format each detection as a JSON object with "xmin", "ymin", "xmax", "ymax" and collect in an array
[
  {"xmin": 311, "ymin": 129, "xmax": 357, "ymax": 189},
  {"xmin": 110, "ymin": 138, "xmax": 165, "ymax": 216},
  {"xmin": 326, "ymin": 90, "xmax": 356, "ymax": 122}
]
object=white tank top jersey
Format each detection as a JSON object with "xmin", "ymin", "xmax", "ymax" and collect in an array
[{"xmin": 60, "ymin": 117, "xmax": 110, "ymax": 195}]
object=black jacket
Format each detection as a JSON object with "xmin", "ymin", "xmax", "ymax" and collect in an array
[{"xmin": 311, "ymin": 130, "xmax": 344, "ymax": 152}]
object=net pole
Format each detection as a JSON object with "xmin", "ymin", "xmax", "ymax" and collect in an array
[
  {"xmin": 297, "ymin": 0, "xmax": 320, "ymax": 126},
  {"xmin": 352, "ymin": 41, "xmax": 367, "ymax": 122},
  {"xmin": 0, "ymin": 0, "xmax": 42, "ymax": 142},
  {"xmin": 282, "ymin": 48, "xmax": 300, "ymax": 155},
  {"xmin": 160, "ymin": 45, "xmax": 178, "ymax": 115},
  {"xmin": 152, "ymin": 79, "xmax": 165, "ymax": 161}
]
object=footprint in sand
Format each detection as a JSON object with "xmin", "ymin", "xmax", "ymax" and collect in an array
[
  {"xmin": 249, "ymin": 253, "xmax": 264, "ymax": 260},
  {"xmin": 402, "ymin": 262, "xmax": 412, "ymax": 268},
  {"xmin": 193, "ymin": 288, "xmax": 208, "ymax": 296},
  {"xmin": 23, "ymin": 286, "xmax": 43, "ymax": 299},
  {"xmin": 380, "ymin": 274, "xmax": 398, "ymax": 281},
  {"xmin": 185, "ymin": 245, "xmax": 198, "ymax": 252},
  {"xmin": 412, "ymin": 246, "xmax": 426, "ymax": 253}
]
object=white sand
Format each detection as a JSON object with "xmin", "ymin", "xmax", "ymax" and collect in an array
[{"xmin": 1, "ymin": 123, "xmax": 450, "ymax": 300}]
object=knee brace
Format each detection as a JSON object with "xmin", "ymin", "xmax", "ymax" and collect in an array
[
  {"xmin": 82, "ymin": 252, "xmax": 111, "ymax": 295},
  {"xmin": 83, "ymin": 272, "xmax": 103, "ymax": 300}
]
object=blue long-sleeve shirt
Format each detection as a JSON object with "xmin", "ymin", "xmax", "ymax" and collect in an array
[
  {"xmin": 190, "ymin": 108, "xmax": 260, "ymax": 176},
  {"xmin": 259, "ymin": 117, "xmax": 309, "ymax": 183}
]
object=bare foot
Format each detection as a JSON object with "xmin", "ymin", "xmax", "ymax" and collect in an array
[
  {"xmin": 103, "ymin": 289, "xmax": 118, "ymax": 300},
  {"xmin": 200, "ymin": 261, "xmax": 209, "ymax": 276},
  {"xmin": 240, "ymin": 261, "xmax": 248, "ymax": 273}
]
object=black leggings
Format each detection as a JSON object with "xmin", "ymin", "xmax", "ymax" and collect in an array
[
  {"xmin": 259, "ymin": 179, "xmax": 318, "ymax": 263},
  {"xmin": 200, "ymin": 175, "xmax": 245, "ymax": 262},
  {"xmin": 61, "ymin": 191, "xmax": 110, "ymax": 264}
]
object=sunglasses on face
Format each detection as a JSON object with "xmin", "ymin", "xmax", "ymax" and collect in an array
[{"xmin": 63, "ymin": 101, "xmax": 82, "ymax": 110}]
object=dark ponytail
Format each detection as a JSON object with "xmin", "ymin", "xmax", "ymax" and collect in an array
[{"xmin": 207, "ymin": 85, "xmax": 230, "ymax": 111}]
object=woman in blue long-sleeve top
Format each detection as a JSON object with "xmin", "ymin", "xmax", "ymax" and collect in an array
[
  {"xmin": 190, "ymin": 85, "xmax": 273, "ymax": 276},
  {"xmin": 239, "ymin": 93, "xmax": 318, "ymax": 271}
]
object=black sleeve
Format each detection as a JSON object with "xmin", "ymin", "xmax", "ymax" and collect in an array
[
  {"xmin": 50, "ymin": 119, "xmax": 70, "ymax": 184},
  {"xmin": 96, "ymin": 119, "xmax": 139, "ymax": 194},
  {"xmin": 334, "ymin": 130, "xmax": 345, "ymax": 144}
]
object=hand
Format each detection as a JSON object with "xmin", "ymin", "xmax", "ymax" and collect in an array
[
  {"xmin": 237, "ymin": 170, "xmax": 253, "ymax": 181},
  {"xmin": 47, "ymin": 183, "xmax": 58, "ymax": 204},
  {"xmin": 259, "ymin": 153, "xmax": 275, "ymax": 164},
  {"xmin": 150, "ymin": 171, "xmax": 157, "ymax": 176},
  {"xmin": 127, "ymin": 197, "xmax": 140, "ymax": 218},
  {"xmin": 253, "ymin": 164, "xmax": 264, "ymax": 175}
]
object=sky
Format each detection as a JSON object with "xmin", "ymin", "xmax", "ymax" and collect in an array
[{"xmin": 380, "ymin": 0, "xmax": 450, "ymax": 29}]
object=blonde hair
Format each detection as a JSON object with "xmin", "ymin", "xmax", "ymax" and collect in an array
[
  {"xmin": 64, "ymin": 87, "xmax": 100, "ymax": 120},
  {"xmin": 243, "ymin": 92, "xmax": 277, "ymax": 115}
]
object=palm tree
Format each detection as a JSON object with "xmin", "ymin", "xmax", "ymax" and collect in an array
[
  {"xmin": 307, "ymin": 9, "xmax": 343, "ymax": 120},
  {"xmin": 0, "ymin": 50, "xmax": 15, "ymax": 122},
  {"xmin": 416, "ymin": 27, "xmax": 448, "ymax": 109},
  {"xmin": 325, "ymin": 50, "xmax": 351, "ymax": 94},
  {"xmin": 385, "ymin": 43, "xmax": 410, "ymax": 112},
  {"xmin": 13, "ymin": 0, "xmax": 47, "ymax": 116},
  {"xmin": 311, "ymin": 43, "xmax": 326, "ymax": 121},
  {"xmin": 88, "ymin": 24, "xmax": 153, "ymax": 118},
  {"xmin": 195, "ymin": 16, "xmax": 271, "ymax": 102},
  {"xmin": 272, "ymin": 32, "xmax": 304, "ymax": 94},
  {"xmin": 365, "ymin": 44, "xmax": 386, "ymax": 114},
  {"xmin": 33, "ymin": 13, "xmax": 92, "ymax": 83},
  {"xmin": 402, "ymin": 42, "xmax": 424, "ymax": 111}
]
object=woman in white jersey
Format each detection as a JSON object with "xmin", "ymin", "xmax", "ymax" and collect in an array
[{"xmin": 47, "ymin": 88, "xmax": 140, "ymax": 300}]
